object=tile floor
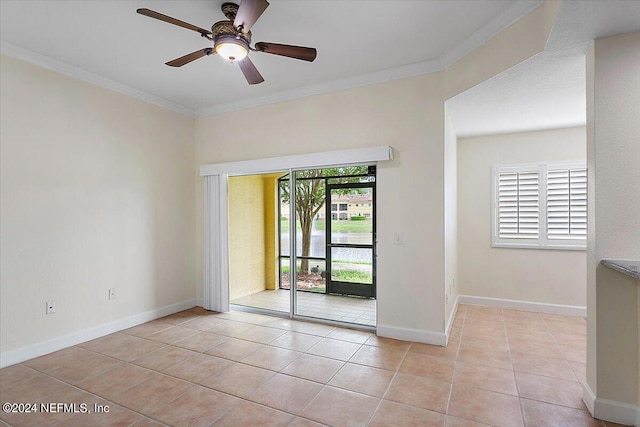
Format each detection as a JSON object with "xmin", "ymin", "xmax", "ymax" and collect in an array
[
  {"xmin": 0, "ymin": 304, "xmax": 627, "ymax": 426},
  {"xmin": 231, "ymin": 289, "xmax": 377, "ymax": 326}
]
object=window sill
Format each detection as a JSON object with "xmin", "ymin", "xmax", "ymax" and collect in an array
[{"xmin": 492, "ymin": 242, "xmax": 586, "ymax": 251}]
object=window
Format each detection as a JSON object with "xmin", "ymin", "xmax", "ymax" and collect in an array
[
  {"xmin": 547, "ymin": 168, "xmax": 587, "ymax": 241},
  {"xmin": 493, "ymin": 162, "xmax": 586, "ymax": 250},
  {"xmin": 331, "ymin": 204, "xmax": 337, "ymax": 211},
  {"xmin": 339, "ymin": 203, "xmax": 348, "ymax": 211}
]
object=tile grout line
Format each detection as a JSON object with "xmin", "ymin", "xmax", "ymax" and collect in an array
[
  {"xmin": 2, "ymin": 307, "xmax": 596, "ymax": 427},
  {"xmin": 15, "ymin": 358, "xmax": 178, "ymax": 427},
  {"xmin": 18, "ymin": 316, "xmax": 330, "ymax": 426},
  {"xmin": 501, "ymin": 307, "xmax": 527, "ymax": 427},
  {"xmin": 444, "ymin": 304, "xmax": 466, "ymax": 423},
  {"xmin": 361, "ymin": 341, "xmax": 411, "ymax": 426},
  {"xmin": 290, "ymin": 340, "xmax": 360, "ymax": 425}
]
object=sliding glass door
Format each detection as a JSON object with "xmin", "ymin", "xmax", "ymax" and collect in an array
[
  {"xmin": 228, "ymin": 166, "xmax": 377, "ymax": 327},
  {"xmin": 276, "ymin": 166, "xmax": 377, "ymax": 326}
]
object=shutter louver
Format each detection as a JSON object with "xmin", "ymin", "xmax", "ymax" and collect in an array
[
  {"xmin": 547, "ymin": 168, "xmax": 587, "ymax": 240},
  {"xmin": 498, "ymin": 171, "xmax": 539, "ymax": 239}
]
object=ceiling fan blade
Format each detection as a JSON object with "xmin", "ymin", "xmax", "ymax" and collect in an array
[
  {"xmin": 137, "ymin": 8, "xmax": 212, "ymax": 37},
  {"xmin": 237, "ymin": 57, "xmax": 264, "ymax": 85},
  {"xmin": 233, "ymin": 0, "xmax": 269, "ymax": 34},
  {"xmin": 166, "ymin": 48, "xmax": 214, "ymax": 67},
  {"xmin": 254, "ymin": 42, "xmax": 317, "ymax": 62}
]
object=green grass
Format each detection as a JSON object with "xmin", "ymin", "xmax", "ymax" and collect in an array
[
  {"xmin": 333, "ymin": 269, "xmax": 373, "ymax": 283},
  {"xmin": 281, "ymin": 260, "xmax": 371, "ymax": 269},
  {"xmin": 280, "ymin": 219, "xmax": 372, "ymax": 234},
  {"xmin": 280, "ymin": 264, "xmax": 326, "ymax": 275},
  {"xmin": 280, "ymin": 263, "xmax": 372, "ymax": 284},
  {"xmin": 314, "ymin": 220, "xmax": 372, "ymax": 233},
  {"xmin": 332, "ymin": 259, "xmax": 372, "ymax": 265}
]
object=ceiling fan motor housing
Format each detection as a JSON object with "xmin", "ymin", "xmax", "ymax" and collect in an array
[
  {"xmin": 211, "ymin": 20, "xmax": 251, "ymax": 44},
  {"xmin": 211, "ymin": 20, "xmax": 251, "ymax": 61}
]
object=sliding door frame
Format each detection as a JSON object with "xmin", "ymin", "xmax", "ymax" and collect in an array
[{"xmin": 200, "ymin": 146, "xmax": 392, "ymax": 326}]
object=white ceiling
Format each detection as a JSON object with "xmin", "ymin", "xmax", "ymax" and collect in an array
[
  {"xmin": 447, "ymin": 51, "xmax": 588, "ymax": 138},
  {"xmin": 0, "ymin": 0, "xmax": 538, "ymax": 115},
  {"xmin": 448, "ymin": 0, "xmax": 640, "ymax": 138},
  {"xmin": 1, "ymin": 1, "xmax": 639, "ymax": 136}
]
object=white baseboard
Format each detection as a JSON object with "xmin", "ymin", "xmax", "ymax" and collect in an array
[
  {"xmin": 376, "ymin": 324, "xmax": 446, "ymax": 346},
  {"xmin": 595, "ymin": 398, "xmax": 640, "ymax": 426},
  {"xmin": 376, "ymin": 293, "xmax": 585, "ymax": 347},
  {"xmin": 583, "ymin": 382, "xmax": 639, "ymax": 426},
  {"xmin": 458, "ymin": 295, "xmax": 586, "ymax": 317},
  {"xmin": 445, "ymin": 295, "xmax": 460, "ymax": 345},
  {"xmin": 0, "ymin": 298, "xmax": 197, "ymax": 368},
  {"xmin": 583, "ymin": 382, "xmax": 596, "ymax": 415}
]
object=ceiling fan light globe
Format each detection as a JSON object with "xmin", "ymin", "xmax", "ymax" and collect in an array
[{"xmin": 215, "ymin": 36, "xmax": 248, "ymax": 62}]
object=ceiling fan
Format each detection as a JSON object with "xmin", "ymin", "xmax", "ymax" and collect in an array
[{"xmin": 137, "ymin": 0, "xmax": 317, "ymax": 85}]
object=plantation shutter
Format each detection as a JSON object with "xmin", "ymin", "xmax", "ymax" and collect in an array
[
  {"xmin": 547, "ymin": 168, "xmax": 587, "ymax": 240},
  {"xmin": 497, "ymin": 170, "xmax": 539, "ymax": 239}
]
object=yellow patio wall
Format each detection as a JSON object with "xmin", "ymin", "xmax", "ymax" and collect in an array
[
  {"xmin": 228, "ymin": 173, "xmax": 282, "ymax": 299},
  {"xmin": 228, "ymin": 175, "xmax": 266, "ymax": 300},
  {"xmin": 263, "ymin": 174, "xmax": 281, "ymax": 291}
]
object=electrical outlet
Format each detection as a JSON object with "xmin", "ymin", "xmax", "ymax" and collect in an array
[
  {"xmin": 108, "ymin": 288, "xmax": 116, "ymax": 300},
  {"xmin": 46, "ymin": 301, "xmax": 55, "ymax": 314}
]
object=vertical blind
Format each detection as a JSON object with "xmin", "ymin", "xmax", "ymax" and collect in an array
[{"xmin": 203, "ymin": 174, "xmax": 230, "ymax": 312}]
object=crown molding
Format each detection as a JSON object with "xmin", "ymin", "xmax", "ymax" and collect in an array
[
  {"xmin": 195, "ymin": 58, "xmax": 442, "ymax": 117},
  {"xmin": 0, "ymin": 40, "xmax": 195, "ymax": 118},
  {"xmin": 2, "ymin": 1, "xmax": 542, "ymax": 120},
  {"xmin": 439, "ymin": 0, "xmax": 543, "ymax": 69},
  {"xmin": 197, "ymin": 1, "xmax": 543, "ymax": 118}
]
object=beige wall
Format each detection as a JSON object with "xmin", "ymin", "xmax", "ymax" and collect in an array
[
  {"xmin": 595, "ymin": 267, "xmax": 638, "ymax": 405},
  {"xmin": 192, "ymin": 0, "xmax": 568, "ymax": 342},
  {"xmin": 0, "ymin": 55, "xmax": 196, "ymax": 359},
  {"xmin": 444, "ymin": 108, "xmax": 458, "ymax": 327},
  {"xmin": 196, "ymin": 73, "xmax": 448, "ymax": 337},
  {"xmin": 0, "ymin": 0, "xmax": 581, "ymax": 357},
  {"xmin": 457, "ymin": 127, "xmax": 587, "ymax": 306},
  {"xmin": 444, "ymin": 0, "xmax": 560, "ymax": 99},
  {"xmin": 586, "ymin": 31, "xmax": 640, "ymax": 413}
]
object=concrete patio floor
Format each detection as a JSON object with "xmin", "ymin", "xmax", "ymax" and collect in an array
[{"xmin": 231, "ymin": 289, "xmax": 376, "ymax": 326}]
